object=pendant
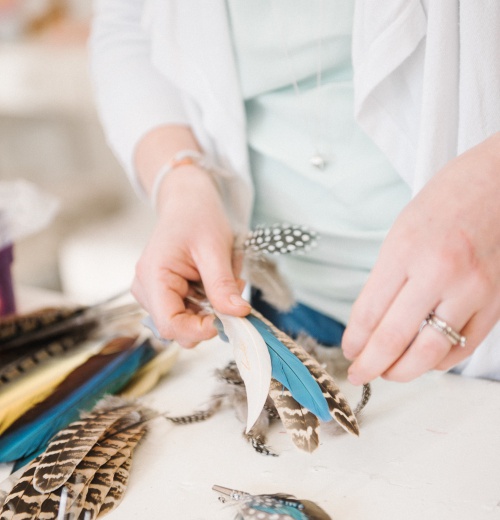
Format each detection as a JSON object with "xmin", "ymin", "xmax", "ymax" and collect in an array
[{"xmin": 310, "ymin": 154, "xmax": 327, "ymax": 170}]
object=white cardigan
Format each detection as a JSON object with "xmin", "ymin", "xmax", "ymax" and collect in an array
[{"xmin": 90, "ymin": 0, "xmax": 500, "ymax": 379}]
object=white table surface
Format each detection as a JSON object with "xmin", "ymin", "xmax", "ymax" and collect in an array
[
  {"xmin": 2, "ymin": 291, "xmax": 500, "ymax": 519},
  {"xmin": 103, "ymin": 339, "xmax": 500, "ymax": 520}
]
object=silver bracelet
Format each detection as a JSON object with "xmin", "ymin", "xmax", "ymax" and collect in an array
[{"xmin": 150, "ymin": 150, "xmax": 215, "ymax": 210}]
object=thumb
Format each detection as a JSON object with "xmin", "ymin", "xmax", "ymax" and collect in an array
[{"xmin": 199, "ymin": 255, "xmax": 250, "ymax": 316}]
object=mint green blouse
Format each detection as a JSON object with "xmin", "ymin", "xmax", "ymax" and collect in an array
[{"xmin": 227, "ymin": 0, "xmax": 411, "ymax": 324}]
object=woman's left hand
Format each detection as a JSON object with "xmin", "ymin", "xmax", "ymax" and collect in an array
[{"xmin": 342, "ymin": 132, "xmax": 500, "ymax": 384}]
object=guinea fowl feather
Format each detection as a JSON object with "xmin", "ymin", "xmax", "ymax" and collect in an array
[{"xmin": 212, "ymin": 485, "xmax": 332, "ymax": 520}]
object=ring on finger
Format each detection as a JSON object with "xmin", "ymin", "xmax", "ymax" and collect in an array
[{"xmin": 422, "ymin": 312, "xmax": 467, "ymax": 348}]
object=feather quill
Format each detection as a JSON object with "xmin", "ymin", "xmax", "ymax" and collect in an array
[
  {"xmin": 245, "ymin": 314, "xmax": 331, "ymax": 423},
  {"xmin": 213, "ymin": 313, "xmax": 272, "ymax": 432},
  {"xmin": 0, "ymin": 336, "xmax": 156, "ymax": 464}
]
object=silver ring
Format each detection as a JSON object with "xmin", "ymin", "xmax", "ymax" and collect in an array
[{"xmin": 423, "ymin": 312, "xmax": 467, "ymax": 348}]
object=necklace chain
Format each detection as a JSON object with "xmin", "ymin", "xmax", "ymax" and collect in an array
[{"xmin": 271, "ymin": 0, "xmax": 328, "ymax": 170}]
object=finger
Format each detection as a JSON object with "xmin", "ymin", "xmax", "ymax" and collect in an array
[
  {"xmin": 342, "ymin": 256, "xmax": 407, "ymax": 361},
  {"xmin": 436, "ymin": 304, "xmax": 500, "ymax": 371},
  {"xmin": 197, "ymin": 249, "xmax": 251, "ymax": 316},
  {"xmin": 346, "ymin": 276, "xmax": 439, "ymax": 385},
  {"xmin": 382, "ymin": 298, "xmax": 472, "ymax": 381},
  {"xmin": 144, "ymin": 269, "xmax": 217, "ymax": 345}
]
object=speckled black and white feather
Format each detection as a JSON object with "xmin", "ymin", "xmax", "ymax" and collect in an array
[{"xmin": 243, "ymin": 224, "xmax": 318, "ymax": 256}]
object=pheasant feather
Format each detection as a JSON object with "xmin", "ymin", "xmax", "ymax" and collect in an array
[
  {"xmin": 98, "ymin": 456, "xmax": 132, "ymax": 517},
  {"xmin": 0, "ymin": 330, "xmax": 92, "ymax": 388},
  {"xmin": 0, "ymin": 397, "xmax": 153, "ymax": 520},
  {"xmin": 33, "ymin": 401, "xmax": 141, "ymax": 493},
  {"xmin": 0, "ymin": 293, "xmax": 141, "ymax": 354}
]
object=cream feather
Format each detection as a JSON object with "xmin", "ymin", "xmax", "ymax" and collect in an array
[
  {"xmin": 0, "ymin": 340, "xmax": 102, "ymax": 435},
  {"xmin": 119, "ymin": 342, "xmax": 180, "ymax": 398},
  {"xmin": 213, "ymin": 312, "xmax": 272, "ymax": 433}
]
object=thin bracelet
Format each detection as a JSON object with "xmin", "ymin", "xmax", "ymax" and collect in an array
[{"xmin": 150, "ymin": 150, "xmax": 213, "ymax": 210}]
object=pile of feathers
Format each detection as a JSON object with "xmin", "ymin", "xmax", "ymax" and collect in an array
[
  {"xmin": 0, "ymin": 223, "xmax": 371, "ymax": 520},
  {"xmin": 0, "ymin": 294, "xmax": 178, "ymax": 519}
]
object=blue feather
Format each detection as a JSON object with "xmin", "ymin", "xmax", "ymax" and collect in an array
[
  {"xmin": 245, "ymin": 495, "xmax": 308, "ymax": 519},
  {"xmin": 0, "ymin": 338, "xmax": 156, "ymax": 465},
  {"xmin": 245, "ymin": 314, "xmax": 331, "ymax": 422}
]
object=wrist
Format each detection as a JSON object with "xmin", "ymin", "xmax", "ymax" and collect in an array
[
  {"xmin": 150, "ymin": 150, "xmax": 225, "ymax": 211},
  {"xmin": 155, "ymin": 164, "xmax": 218, "ymax": 210}
]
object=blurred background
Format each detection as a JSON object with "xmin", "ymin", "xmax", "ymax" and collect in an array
[{"xmin": 0, "ymin": 0, "xmax": 153, "ymax": 305}]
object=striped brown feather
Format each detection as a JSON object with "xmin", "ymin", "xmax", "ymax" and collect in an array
[
  {"xmin": 97, "ymin": 456, "xmax": 132, "ymax": 518},
  {"xmin": 251, "ymin": 309, "xmax": 360, "ymax": 436},
  {"xmin": 74, "ymin": 425, "xmax": 146, "ymax": 520},
  {"xmin": 0, "ymin": 307, "xmax": 84, "ymax": 344},
  {"xmin": 0, "ymin": 331, "xmax": 91, "ymax": 388},
  {"xmin": 0, "ymin": 456, "xmax": 43, "ymax": 520},
  {"xmin": 0, "ymin": 399, "xmax": 152, "ymax": 520},
  {"xmin": 33, "ymin": 402, "xmax": 140, "ymax": 493},
  {"xmin": 268, "ymin": 379, "xmax": 320, "ymax": 453},
  {"xmin": 49, "ymin": 412, "xmax": 149, "ymax": 517}
]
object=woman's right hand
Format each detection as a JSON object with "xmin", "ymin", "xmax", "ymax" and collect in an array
[{"xmin": 132, "ymin": 165, "xmax": 251, "ymax": 348}]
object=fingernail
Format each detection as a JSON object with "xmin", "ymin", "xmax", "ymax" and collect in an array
[
  {"xmin": 229, "ymin": 294, "xmax": 250, "ymax": 308},
  {"xmin": 348, "ymin": 372, "xmax": 363, "ymax": 386}
]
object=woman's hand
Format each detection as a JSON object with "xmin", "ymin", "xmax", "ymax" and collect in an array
[
  {"xmin": 132, "ymin": 165, "xmax": 250, "ymax": 348},
  {"xmin": 342, "ymin": 133, "xmax": 500, "ymax": 384}
]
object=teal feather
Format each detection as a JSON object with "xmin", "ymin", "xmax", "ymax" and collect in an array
[
  {"xmin": 213, "ymin": 486, "xmax": 331, "ymax": 520},
  {"xmin": 0, "ymin": 337, "xmax": 156, "ymax": 465},
  {"xmin": 244, "ymin": 495, "xmax": 309, "ymax": 519},
  {"xmin": 245, "ymin": 314, "xmax": 331, "ymax": 422}
]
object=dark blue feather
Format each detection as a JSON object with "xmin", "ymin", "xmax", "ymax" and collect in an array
[
  {"xmin": 245, "ymin": 314, "xmax": 331, "ymax": 422},
  {"xmin": 0, "ymin": 337, "xmax": 156, "ymax": 465}
]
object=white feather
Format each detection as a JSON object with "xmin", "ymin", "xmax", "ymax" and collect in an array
[{"xmin": 214, "ymin": 313, "xmax": 272, "ymax": 433}]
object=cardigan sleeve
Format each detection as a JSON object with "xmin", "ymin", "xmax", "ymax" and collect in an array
[{"xmin": 89, "ymin": 0, "xmax": 189, "ymax": 188}]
